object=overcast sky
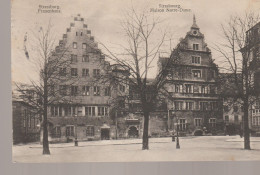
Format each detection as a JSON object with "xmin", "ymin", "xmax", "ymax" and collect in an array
[{"xmin": 11, "ymin": 0, "xmax": 260, "ymax": 84}]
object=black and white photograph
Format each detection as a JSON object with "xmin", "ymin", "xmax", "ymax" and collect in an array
[{"xmin": 11, "ymin": 0, "xmax": 260, "ymax": 162}]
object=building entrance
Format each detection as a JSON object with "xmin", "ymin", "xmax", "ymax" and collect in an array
[{"xmin": 128, "ymin": 126, "xmax": 139, "ymax": 138}]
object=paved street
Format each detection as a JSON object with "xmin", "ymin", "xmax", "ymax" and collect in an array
[{"xmin": 13, "ymin": 136, "xmax": 260, "ymax": 162}]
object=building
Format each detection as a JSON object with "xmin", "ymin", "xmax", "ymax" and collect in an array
[
  {"xmin": 46, "ymin": 14, "xmax": 130, "ymax": 142},
  {"xmin": 158, "ymin": 16, "xmax": 223, "ymax": 135},
  {"xmin": 12, "ymin": 86, "xmax": 40, "ymax": 144},
  {"xmin": 219, "ymin": 73, "xmax": 244, "ymax": 135},
  {"xmin": 245, "ymin": 22, "xmax": 260, "ymax": 134}
]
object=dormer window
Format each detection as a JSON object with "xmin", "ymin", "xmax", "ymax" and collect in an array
[
  {"xmin": 193, "ymin": 44, "xmax": 199, "ymax": 50},
  {"xmin": 193, "ymin": 30, "xmax": 197, "ymax": 35}
]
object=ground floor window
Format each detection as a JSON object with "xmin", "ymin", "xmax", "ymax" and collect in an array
[
  {"xmin": 53, "ymin": 126, "xmax": 61, "ymax": 138},
  {"xmin": 66, "ymin": 126, "xmax": 74, "ymax": 137},
  {"xmin": 86, "ymin": 126, "xmax": 94, "ymax": 136},
  {"xmin": 209, "ymin": 118, "xmax": 216, "ymax": 127},
  {"xmin": 194, "ymin": 118, "xmax": 202, "ymax": 127},
  {"xmin": 178, "ymin": 119, "xmax": 186, "ymax": 131},
  {"xmin": 252, "ymin": 116, "xmax": 260, "ymax": 126}
]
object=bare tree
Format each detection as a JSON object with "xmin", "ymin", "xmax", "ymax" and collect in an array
[
  {"xmin": 15, "ymin": 21, "xmax": 78, "ymax": 154},
  {"xmin": 215, "ymin": 12, "xmax": 260, "ymax": 150},
  {"xmin": 100, "ymin": 7, "xmax": 174, "ymax": 150}
]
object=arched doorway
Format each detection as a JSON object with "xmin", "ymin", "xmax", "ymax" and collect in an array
[{"xmin": 128, "ymin": 126, "xmax": 139, "ymax": 138}]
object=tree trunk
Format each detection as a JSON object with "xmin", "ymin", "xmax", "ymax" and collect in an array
[
  {"xmin": 42, "ymin": 77, "xmax": 50, "ymax": 155},
  {"xmin": 142, "ymin": 110, "xmax": 149, "ymax": 150},
  {"xmin": 243, "ymin": 95, "xmax": 251, "ymax": 150}
]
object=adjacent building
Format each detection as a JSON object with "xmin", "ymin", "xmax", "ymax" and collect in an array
[
  {"xmin": 245, "ymin": 22, "xmax": 260, "ymax": 134},
  {"xmin": 158, "ymin": 16, "xmax": 223, "ymax": 135}
]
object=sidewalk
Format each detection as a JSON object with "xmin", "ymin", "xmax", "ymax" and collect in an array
[
  {"xmin": 28, "ymin": 137, "xmax": 173, "ymax": 148},
  {"xmin": 226, "ymin": 137, "xmax": 260, "ymax": 142}
]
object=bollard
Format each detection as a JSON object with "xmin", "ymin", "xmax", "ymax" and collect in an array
[{"xmin": 74, "ymin": 138, "xmax": 78, "ymax": 146}]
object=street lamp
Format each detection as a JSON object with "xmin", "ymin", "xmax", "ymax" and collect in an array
[{"xmin": 176, "ymin": 117, "xmax": 180, "ymax": 149}]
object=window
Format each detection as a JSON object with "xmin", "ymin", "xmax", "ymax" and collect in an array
[
  {"xmin": 209, "ymin": 118, "xmax": 216, "ymax": 127},
  {"xmin": 82, "ymin": 68, "xmax": 89, "ymax": 77},
  {"xmin": 224, "ymin": 105, "xmax": 229, "ymax": 112},
  {"xmin": 71, "ymin": 68, "xmax": 78, "ymax": 76},
  {"xmin": 82, "ymin": 86, "xmax": 90, "ymax": 96},
  {"xmin": 82, "ymin": 43, "xmax": 87, "ymax": 49},
  {"xmin": 59, "ymin": 68, "xmax": 66, "ymax": 76},
  {"xmin": 200, "ymin": 102, "xmax": 208, "ymax": 111},
  {"xmin": 225, "ymin": 115, "xmax": 229, "ymax": 122},
  {"xmin": 209, "ymin": 85, "xmax": 216, "ymax": 94},
  {"xmin": 233, "ymin": 106, "xmax": 238, "ymax": 112},
  {"xmin": 185, "ymin": 84, "xmax": 193, "ymax": 93},
  {"xmin": 71, "ymin": 86, "xmax": 78, "ymax": 96},
  {"xmin": 85, "ymin": 106, "xmax": 95, "ymax": 116},
  {"xmin": 178, "ymin": 119, "xmax": 186, "ymax": 131},
  {"xmin": 193, "ymin": 44, "xmax": 199, "ymax": 50},
  {"xmin": 80, "ymin": 32, "xmax": 83, "ymax": 36},
  {"xmin": 210, "ymin": 102, "xmax": 218, "ymax": 111},
  {"xmin": 53, "ymin": 126, "xmax": 61, "ymax": 138},
  {"xmin": 76, "ymin": 32, "xmax": 78, "ymax": 36},
  {"xmin": 192, "ymin": 70, "xmax": 202, "ymax": 78},
  {"xmin": 64, "ymin": 106, "xmax": 71, "ymax": 116},
  {"xmin": 28, "ymin": 115, "xmax": 31, "ymax": 128},
  {"xmin": 93, "ymin": 86, "xmax": 100, "ymax": 96},
  {"xmin": 194, "ymin": 118, "xmax": 202, "ymax": 127},
  {"xmin": 192, "ymin": 56, "xmax": 201, "ymax": 64},
  {"xmin": 73, "ymin": 42, "xmax": 77, "ymax": 49},
  {"xmin": 93, "ymin": 69, "xmax": 100, "ymax": 77},
  {"xmin": 105, "ymin": 107, "xmax": 108, "ymax": 116},
  {"xmin": 174, "ymin": 101, "xmax": 183, "ymax": 110},
  {"xmin": 234, "ymin": 115, "xmax": 239, "ymax": 123},
  {"xmin": 51, "ymin": 106, "xmax": 60, "ymax": 116},
  {"xmin": 82, "ymin": 55, "xmax": 89, "ymax": 62},
  {"xmin": 23, "ymin": 110, "xmax": 27, "ymax": 128},
  {"xmin": 86, "ymin": 126, "xmax": 94, "ymax": 136},
  {"xmin": 175, "ymin": 84, "xmax": 183, "ymax": 93},
  {"xmin": 59, "ymin": 85, "xmax": 67, "ymax": 96},
  {"xmin": 200, "ymin": 85, "xmax": 208, "ymax": 94},
  {"xmin": 105, "ymin": 87, "xmax": 111, "ymax": 96},
  {"xmin": 252, "ymin": 116, "xmax": 260, "ymax": 126},
  {"xmin": 98, "ymin": 107, "xmax": 105, "ymax": 116},
  {"xmin": 71, "ymin": 54, "xmax": 77, "ymax": 63},
  {"xmin": 66, "ymin": 126, "xmax": 74, "ymax": 137},
  {"xmin": 119, "ymin": 85, "xmax": 125, "ymax": 92},
  {"xmin": 186, "ymin": 102, "xmax": 194, "ymax": 110},
  {"xmin": 72, "ymin": 106, "xmax": 77, "ymax": 116}
]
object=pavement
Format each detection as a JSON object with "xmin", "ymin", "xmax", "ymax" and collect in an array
[{"xmin": 12, "ymin": 136, "xmax": 260, "ymax": 162}]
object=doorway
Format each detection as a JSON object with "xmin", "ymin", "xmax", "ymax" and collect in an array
[
  {"xmin": 128, "ymin": 126, "xmax": 139, "ymax": 138},
  {"xmin": 101, "ymin": 128, "xmax": 110, "ymax": 140}
]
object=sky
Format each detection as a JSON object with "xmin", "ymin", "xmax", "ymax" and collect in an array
[{"xmin": 11, "ymin": 0, "xmax": 260, "ymax": 84}]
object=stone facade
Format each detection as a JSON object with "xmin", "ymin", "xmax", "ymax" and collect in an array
[
  {"xmin": 245, "ymin": 22, "xmax": 260, "ymax": 134},
  {"xmin": 46, "ymin": 14, "xmax": 130, "ymax": 142},
  {"xmin": 158, "ymin": 16, "xmax": 223, "ymax": 135}
]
